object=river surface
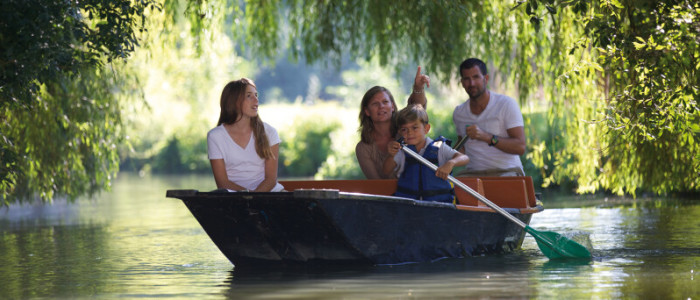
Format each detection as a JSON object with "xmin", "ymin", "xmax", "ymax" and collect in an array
[{"xmin": 1, "ymin": 173, "xmax": 698, "ymax": 299}]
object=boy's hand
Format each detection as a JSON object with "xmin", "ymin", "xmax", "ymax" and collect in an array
[
  {"xmin": 387, "ymin": 141, "xmax": 401, "ymax": 156},
  {"xmin": 435, "ymin": 162, "xmax": 454, "ymax": 180}
]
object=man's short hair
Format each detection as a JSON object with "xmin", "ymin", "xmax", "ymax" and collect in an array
[{"xmin": 459, "ymin": 58, "xmax": 488, "ymax": 76}]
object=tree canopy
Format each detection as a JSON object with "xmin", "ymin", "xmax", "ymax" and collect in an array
[
  {"xmin": 521, "ymin": 0, "xmax": 700, "ymax": 194},
  {"xmin": 1, "ymin": 0, "xmax": 159, "ymax": 203},
  {"xmin": 1, "ymin": 0, "xmax": 698, "ymax": 204}
]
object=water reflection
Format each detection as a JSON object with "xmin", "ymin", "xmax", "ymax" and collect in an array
[
  {"xmin": 225, "ymin": 255, "xmax": 541, "ymax": 299},
  {"xmin": 0, "ymin": 173, "xmax": 698, "ymax": 299},
  {"xmin": 0, "ymin": 225, "xmax": 111, "ymax": 298}
]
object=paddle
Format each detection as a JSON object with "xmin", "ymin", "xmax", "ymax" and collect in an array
[
  {"xmin": 398, "ymin": 141, "xmax": 592, "ymax": 260},
  {"xmin": 452, "ymin": 124, "xmax": 469, "ymax": 151}
]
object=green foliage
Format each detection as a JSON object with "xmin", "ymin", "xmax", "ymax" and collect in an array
[
  {"xmin": 0, "ymin": 0, "xmax": 160, "ymax": 108},
  {"xmin": 426, "ymin": 107, "xmax": 458, "ymax": 145},
  {"xmin": 316, "ymin": 150, "xmax": 365, "ymax": 179},
  {"xmin": 325, "ymin": 59, "xmax": 408, "ymax": 109},
  {"xmin": 520, "ymin": 0, "xmax": 700, "ymax": 195},
  {"xmin": 596, "ymin": 1, "xmax": 700, "ymax": 194},
  {"xmin": 1, "ymin": 68, "xmax": 122, "ymax": 204},
  {"xmin": 279, "ymin": 118, "xmax": 340, "ymax": 177},
  {"xmin": 1, "ymin": 0, "xmax": 158, "ymax": 203},
  {"xmin": 192, "ymin": 0, "xmax": 533, "ymax": 89},
  {"xmin": 152, "ymin": 137, "xmax": 185, "ymax": 173},
  {"xmin": 124, "ymin": 134, "xmax": 209, "ymax": 175}
]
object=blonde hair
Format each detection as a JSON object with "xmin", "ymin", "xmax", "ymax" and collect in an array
[
  {"xmin": 396, "ymin": 104, "xmax": 429, "ymax": 127},
  {"xmin": 217, "ymin": 78, "xmax": 273, "ymax": 159}
]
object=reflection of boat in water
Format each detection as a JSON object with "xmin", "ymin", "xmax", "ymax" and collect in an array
[{"xmin": 166, "ymin": 176, "xmax": 543, "ymax": 267}]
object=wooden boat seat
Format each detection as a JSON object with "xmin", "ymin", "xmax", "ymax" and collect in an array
[
  {"xmin": 479, "ymin": 177, "xmax": 535, "ymax": 208},
  {"xmin": 453, "ymin": 177, "xmax": 484, "ymax": 206},
  {"xmin": 280, "ymin": 176, "xmax": 536, "ymax": 209}
]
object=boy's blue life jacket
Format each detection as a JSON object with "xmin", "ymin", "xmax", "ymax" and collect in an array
[{"xmin": 394, "ymin": 136, "xmax": 455, "ymax": 203}]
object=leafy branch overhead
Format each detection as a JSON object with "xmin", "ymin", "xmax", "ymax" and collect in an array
[
  {"xmin": 1, "ymin": 0, "xmax": 698, "ymax": 204},
  {"xmin": 1, "ymin": 0, "xmax": 161, "ymax": 108},
  {"xmin": 526, "ymin": 0, "xmax": 699, "ymax": 194},
  {"xmin": 1, "ymin": 0, "xmax": 160, "ymax": 203}
]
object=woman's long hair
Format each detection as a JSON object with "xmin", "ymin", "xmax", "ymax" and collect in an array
[
  {"xmin": 217, "ymin": 78, "xmax": 273, "ymax": 159},
  {"xmin": 358, "ymin": 86, "xmax": 398, "ymax": 144}
]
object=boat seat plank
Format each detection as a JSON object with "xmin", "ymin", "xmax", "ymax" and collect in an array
[
  {"xmin": 477, "ymin": 176, "xmax": 537, "ymax": 207},
  {"xmin": 453, "ymin": 177, "xmax": 484, "ymax": 206},
  {"xmin": 480, "ymin": 178, "xmax": 530, "ymax": 209},
  {"xmin": 281, "ymin": 176, "xmax": 537, "ymax": 209},
  {"xmin": 280, "ymin": 179, "xmax": 398, "ymax": 196}
]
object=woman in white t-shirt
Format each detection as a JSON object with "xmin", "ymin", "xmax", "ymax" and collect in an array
[{"xmin": 207, "ymin": 78, "xmax": 284, "ymax": 192}]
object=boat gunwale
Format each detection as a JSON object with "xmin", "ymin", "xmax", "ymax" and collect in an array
[{"xmin": 166, "ymin": 189, "xmax": 543, "ymax": 214}]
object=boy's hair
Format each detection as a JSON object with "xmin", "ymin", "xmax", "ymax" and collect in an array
[{"xmin": 397, "ymin": 104, "xmax": 429, "ymax": 127}]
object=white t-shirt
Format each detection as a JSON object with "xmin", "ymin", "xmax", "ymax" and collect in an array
[
  {"xmin": 207, "ymin": 123, "xmax": 284, "ymax": 192},
  {"xmin": 393, "ymin": 137, "xmax": 461, "ymax": 177},
  {"xmin": 452, "ymin": 92, "xmax": 524, "ymax": 172}
]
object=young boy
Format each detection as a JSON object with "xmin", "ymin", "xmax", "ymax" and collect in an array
[{"xmin": 383, "ymin": 104, "xmax": 470, "ymax": 203}]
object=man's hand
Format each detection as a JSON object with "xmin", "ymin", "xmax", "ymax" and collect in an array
[{"xmin": 465, "ymin": 125, "xmax": 490, "ymax": 143}]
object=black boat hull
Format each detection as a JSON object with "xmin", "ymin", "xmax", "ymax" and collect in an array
[{"xmin": 169, "ymin": 189, "xmax": 535, "ymax": 267}]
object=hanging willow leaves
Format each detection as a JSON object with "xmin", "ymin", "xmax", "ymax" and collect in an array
[
  {"xmin": 2, "ymin": 0, "xmax": 698, "ymax": 204},
  {"xmin": 519, "ymin": 0, "xmax": 700, "ymax": 194},
  {"xmin": 1, "ymin": 0, "xmax": 159, "ymax": 203}
]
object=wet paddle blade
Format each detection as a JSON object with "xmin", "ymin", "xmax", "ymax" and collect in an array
[{"xmin": 525, "ymin": 226, "xmax": 592, "ymax": 259}]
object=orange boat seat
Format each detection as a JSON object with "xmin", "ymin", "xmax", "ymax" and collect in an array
[
  {"xmin": 282, "ymin": 177, "xmax": 488, "ymax": 205},
  {"xmin": 480, "ymin": 177, "xmax": 532, "ymax": 209},
  {"xmin": 453, "ymin": 177, "xmax": 484, "ymax": 206},
  {"xmin": 281, "ymin": 176, "xmax": 536, "ymax": 209}
]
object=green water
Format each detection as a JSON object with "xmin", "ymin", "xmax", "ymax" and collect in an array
[{"xmin": 1, "ymin": 173, "xmax": 698, "ymax": 299}]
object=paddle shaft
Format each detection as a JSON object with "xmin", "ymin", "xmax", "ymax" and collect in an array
[
  {"xmin": 452, "ymin": 135, "xmax": 468, "ymax": 151},
  {"xmin": 400, "ymin": 145, "xmax": 527, "ymax": 228}
]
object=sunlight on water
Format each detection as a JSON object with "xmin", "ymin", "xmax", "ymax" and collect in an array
[{"xmin": 1, "ymin": 174, "xmax": 698, "ymax": 299}]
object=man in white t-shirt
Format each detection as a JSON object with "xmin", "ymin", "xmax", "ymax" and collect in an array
[{"xmin": 452, "ymin": 58, "xmax": 526, "ymax": 176}]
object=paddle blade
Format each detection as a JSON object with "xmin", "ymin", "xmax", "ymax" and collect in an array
[{"xmin": 525, "ymin": 226, "xmax": 592, "ymax": 260}]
